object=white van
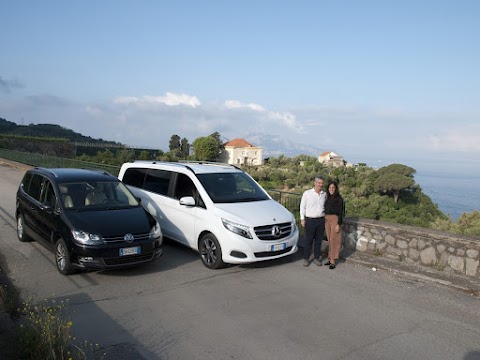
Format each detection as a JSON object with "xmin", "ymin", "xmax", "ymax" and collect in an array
[{"xmin": 118, "ymin": 161, "xmax": 298, "ymax": 269}]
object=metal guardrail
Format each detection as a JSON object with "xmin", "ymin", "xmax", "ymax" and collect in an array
[
  {"xmin": 0, "ymin": 149, "xmax": 120, "ymax": 175},
  {"xmin": 267, "ymin": 189, "xmax": 304, "ymax": 237}
]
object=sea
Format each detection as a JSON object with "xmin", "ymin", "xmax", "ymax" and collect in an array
[
  {"xmin": 414, "ymin": 171, "xmax": 480, "ymax": 221},
  {"xmin": 357, "ymin": 156, "xmax": 480, "ymax": 222}
]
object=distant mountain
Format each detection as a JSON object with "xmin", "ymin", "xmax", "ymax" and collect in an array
[
  {"xmin": 241, "ymin": 132, "xmax": 323, "ymax": 158},
  {"xmin": 0, "ymin": 118, "xmax": 120, "ymax": 145}
]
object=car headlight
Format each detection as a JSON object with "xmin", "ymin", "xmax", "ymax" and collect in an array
[
  {"xmin": 149, "ymin": 222, "xmax": 162, "ymax": 240},
  {"xmin": 71, "ymin": 230, "xmax": 103, "ymax": 245},
  {"xmin": 222, "ymin": 218, "xmax": 252, "ymax": 239}
]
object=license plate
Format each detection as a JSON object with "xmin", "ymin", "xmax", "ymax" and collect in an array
[
  {"xmin": 120, "ymin": 246, "xmax": 141, "ymax": 256},
  {"xmin": 271, "ymin": 243, "xmax": 286, "ymax": 252}
]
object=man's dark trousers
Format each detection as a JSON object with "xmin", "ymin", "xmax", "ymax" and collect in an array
[{"xmin": 303, "ymin": 217, "xmax": 325, "ymax": 260}]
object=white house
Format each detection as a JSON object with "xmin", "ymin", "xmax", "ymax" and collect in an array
[
  {"xmin": 219, "ymin": 138, "xmax": 263, "ymax": 166},
  {"xmin": 318, "ymin": 151, "xmax": 345, "ymax": 167}
]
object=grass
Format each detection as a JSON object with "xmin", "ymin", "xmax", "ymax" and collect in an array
[
  {"xmin": 16, "ymin": 298, "xmax": 103, "ymax": 360},
  {"xmin": 372, "ymin": 248, "xmax": 384, "ymax": 257},
  {"xmin": 434, "ymin": 261, "xmax": 445, "ymax": 272},
  {"xmin": 0, "ymin": 280, "xmax": 102, "ymax": 360}
]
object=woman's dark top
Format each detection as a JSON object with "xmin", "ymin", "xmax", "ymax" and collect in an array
[{"xmin": 324, "ymin": 195, "xmax": 344, "ymax": 225}]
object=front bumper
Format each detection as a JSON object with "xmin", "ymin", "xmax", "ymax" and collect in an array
[
  {"xmin": 70, "ymin": 239, "xmax": 162, "ymax": 270},
  {"xmin": 221, "ymin": 226, "xmax": 299, "ymax": 265}
]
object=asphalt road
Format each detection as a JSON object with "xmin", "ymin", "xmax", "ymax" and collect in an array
[{"xmin": 1, "ymin": 162, "xmax": 480, "ymax": 360}]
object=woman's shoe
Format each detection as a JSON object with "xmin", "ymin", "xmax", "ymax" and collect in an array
[
  {"xmin": 329, "ymin": 263, "xmax": 336, "ymax": 269},
  {"xmin": 324, "ymin": 260, "xmax": 331, "ymax": 266}
]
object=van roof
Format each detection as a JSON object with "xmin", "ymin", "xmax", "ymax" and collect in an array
[
  {"xmin": 128, "ymin": 161, "xmax": 243, "ymax": 175},
  {"xmin": 30, "ymin": 167, "xmax": 117, "ymax": 182}
]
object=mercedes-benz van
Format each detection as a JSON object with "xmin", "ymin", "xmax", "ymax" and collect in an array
[{"xmin": 118, "ymin": 161, "xmax": 298, "ymax": 269}]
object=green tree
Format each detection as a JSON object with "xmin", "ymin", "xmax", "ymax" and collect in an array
[
  {"xmin": 377, "ymin": 163, "xmax": 415, "ymax": 177},
  {"xmin": 180, "ymin": 137, "xmax": 190, "ymax": 159},
  {"xmin": 457, "ymin": 210, "xmax": 480, "ymax": 237},
  {"xmin": 374, "ymin": 172, "xmax": 414, "ymax": 203},
  {"xmin": 209, "ymin": 131, "xmax": 225, "ymax": 153},
  {"xmin": 114, "ymin": 148, "xmax": 136, "ymax": 165},
  {"xmin": 192, "ymin": 136, "xmax": 220, "ymax": 161},
  {"xmin": 374, "ymin": 164, "xmax": 415, "ymax": 203},
  {"xmin": 169, "ymin": 134, "xmax": 181, "ymax": 156},
  {"xmin": 138, "ymin": 150, "xmax": 150, "ymax": 160}
]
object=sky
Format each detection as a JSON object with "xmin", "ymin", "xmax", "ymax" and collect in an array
[{"xmin": 1, "ymin": 0, "xmax": 480, "ymax": 177}]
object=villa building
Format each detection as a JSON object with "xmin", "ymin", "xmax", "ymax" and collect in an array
[
  {"xmin": 219, "ymin": 138, "xmax": 263, "ymax": 166},
  {"xmin": 318, "ymin": 151, "xmax": 346, "ymax": 167}
]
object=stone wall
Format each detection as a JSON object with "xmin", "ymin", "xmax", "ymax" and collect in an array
[{"xmin": 343, "ymin": 217, "xmax": 480, "ymax": 279}]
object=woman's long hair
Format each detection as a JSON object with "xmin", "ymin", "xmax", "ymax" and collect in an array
[{"xmin": 327, "ymin": 180, "xmax": 340, "ymax": 198}]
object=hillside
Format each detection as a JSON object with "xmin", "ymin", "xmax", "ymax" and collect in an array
[{"xmin": 0, "ymin": 118, "xmax": 120, "ymax": 145}]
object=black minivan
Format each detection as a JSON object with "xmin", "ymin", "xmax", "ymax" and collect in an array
[{"xmin": 16, "ymin": 167, "xmax": 163, "ymax": 275}]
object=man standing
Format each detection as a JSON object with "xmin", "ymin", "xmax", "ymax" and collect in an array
[{"xmin": 299, "ymin": 176, "xmax": 326, "ymax": 267}]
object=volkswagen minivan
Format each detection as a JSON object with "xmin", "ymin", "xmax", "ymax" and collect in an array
[{"xmin": 16, "ymin": 167, "xmax": 163, "ymax": 274}]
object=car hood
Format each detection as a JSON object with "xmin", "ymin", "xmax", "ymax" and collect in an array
[
  {"xmin": 213, "ymin": 200, "xmax": 294, "ymax": 227},
  {"xmin": 65, "ymin": 207, "xmax": 152, "ymax": 236}
]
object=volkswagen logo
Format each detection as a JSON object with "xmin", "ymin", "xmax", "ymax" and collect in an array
[
  {"xmin": 271, "ymin": 225, "xmax": 281, "ymax": 238},
  {"xmin": 124, "ymin": 233, "xmax": 135, "ymax": 243}
]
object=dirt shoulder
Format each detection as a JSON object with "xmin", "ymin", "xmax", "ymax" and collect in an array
[
  {"xmin": 0, "ymin": 267, "xmax": 18, "ymax": 359},
  {"xmin": 0, "ymin": 158, "xmax": 33, "ymax": 171}
]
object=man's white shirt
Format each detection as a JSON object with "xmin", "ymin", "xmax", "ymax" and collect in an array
[{"xmin": 300, "ymin": 188, "xmax": 326, "ymax": 220}]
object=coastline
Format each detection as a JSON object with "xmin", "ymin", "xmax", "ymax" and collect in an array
[{"xmin": 414, "ymin": 172, "xmax": 480, "ymax": 221}]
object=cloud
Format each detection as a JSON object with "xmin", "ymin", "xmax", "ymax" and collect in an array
[
  {"xmin": 267, "ymin": 111, "xmax": 303, "ymax": 132},
  {"xmin": 425, "ymin": 125, "xmax": 480, "ymax": 152},
  {"xmin": 0, "ymin": 76, "xmax": 23, "ymax": 93},
  {"xmin": 224, "ymin": 99, "xmax": 303, "ymax": 132},
  {"xmin": 114, "ymin": 92, "xmax": 201, "ymax": 108},
  {"xmin": 224, "ymin": 100, "xmax": 265, "ymax": 112},
  {"xmin": 26, "ymin": 94, "xmax": 71, "ymax": 107},
  {"xmin": 3, "ymin": 89, "xmax": 479, "ymax": 170}
]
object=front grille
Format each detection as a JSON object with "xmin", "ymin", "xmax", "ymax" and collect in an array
[
  {"xmin": 103, "ymin": 253, "xmax": 154, "ymax": 266},
  {"xmin": 103, "ymin": 232, "xmax": 150, "ymax": 244},
  {"xmin": 255, "ymin": 246, "xmax": 293, "ymax": 258},
  {"xmin": 254, "ymin": 222, "xmax": 292, "ymax": 240}
]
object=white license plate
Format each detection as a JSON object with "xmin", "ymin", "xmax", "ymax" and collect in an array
[
  {"xmin": 120, "ymin": 246, "xmax": 141, "ymax": 256},
  {"xmin": 271, "ymin": 243, "xmax": 286, "ymax": 252}
]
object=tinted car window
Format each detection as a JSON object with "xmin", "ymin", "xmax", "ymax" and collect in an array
[
  {"xmin": 174, "ymin": 173, "xmax": 196, "ymax": 200},
  {"xmin": 197, "ymin": 172, "xmax": 269, "ymax": 203},
  {"xmin": 122, "ymin": 168, "xmax": 147, "ymax": 188},
  {"xmin": 144, "ymin": 169, "xmax": 171, "ymax": 196},
  {"xmin": 26, "ymin": 174, "xmax": 44, "ymax": 201},
  {"xmin": 21, "ymin": 173, "xmax": 33, "ymax": 193},
  {"xmin": 41, "ymin": 180, "xmax": 57, "ymax": 208}
]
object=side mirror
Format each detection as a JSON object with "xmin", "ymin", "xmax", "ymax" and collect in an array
[{"xmin": 179, "ymin": 196, "xmax": 195, "ymax": 207}]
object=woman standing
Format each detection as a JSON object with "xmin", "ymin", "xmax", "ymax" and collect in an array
[{"xmin": 324, "ymin": 181, "xmax": 344, "ymax": 269}]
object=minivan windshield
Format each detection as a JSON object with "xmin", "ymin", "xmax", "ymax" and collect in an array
[
  {"xmin": 59, "ymin": 181, "xmax": 139, "ymax": 210},
  {"xmin": 196, "ymin": 172, "xmax": 270, "ymax": 203}
]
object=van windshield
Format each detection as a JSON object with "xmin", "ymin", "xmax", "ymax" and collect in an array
[
  {"xmin": 59, "ymin": 181, "xmax": 140, "ymax": 210},
  {"xmin": 196, "ymin": 172, "xmax": 270, "ymax": 203}
]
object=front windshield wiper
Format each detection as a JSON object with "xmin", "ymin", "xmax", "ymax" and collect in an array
[{"xmin": 238, "ymin": 197, "xmax": 265, "ymax": 202}]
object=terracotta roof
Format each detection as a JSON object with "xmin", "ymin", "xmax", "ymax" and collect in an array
[
  {"xmin": 319, "ymin": 151, "xmax": 332, "ymax": 157},
  {"xmin": 224, "ymin": 138, "xmax": 255, "ymax": 147}
]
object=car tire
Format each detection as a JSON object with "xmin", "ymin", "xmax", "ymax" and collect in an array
[
  {"xmin": 55, "ymin": 238, "xmax": 75, "ymax": 275},
  {"xmin": 199, "ymin": 233, "xmax": 225, "ymax": 269},
  {"xmin": 16, "ymin": 214, "xmax": 31, "ymax": 242}
]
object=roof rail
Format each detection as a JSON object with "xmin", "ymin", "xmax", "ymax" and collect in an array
[
  {"xmin": 33, "ymin": 167, "xmax": 57, "ymax": 177},
  {"xmin": 178, "ymin": 160, "xmax": 242, "ymax": 170}
]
